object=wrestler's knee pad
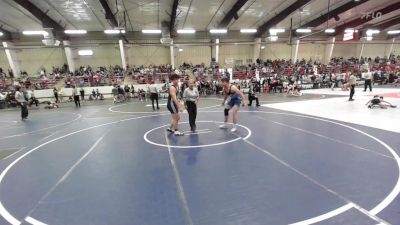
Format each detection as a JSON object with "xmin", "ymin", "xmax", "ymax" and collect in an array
[{"xmin": 224, "ymin": 108, "xmax": 229, "ymax": 116}]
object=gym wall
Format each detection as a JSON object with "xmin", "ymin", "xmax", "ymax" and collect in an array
[
  {"xmin": 16, "ymin": 48, "xmax": 67, "ymax": 74},
  {"xmin": 260, "ymin": 43, "xmax": 294, "ymax": 60},
  {"xmin": 175, "ymin": 46, "xmax": 211, "ymax": 66},
  {"xmin": 126, "ymin": 45, "xmax": 170, "ymax": 66},
  {"xmin": 74, "ymin": 45, "xmax": 120, "ymax": 69},
  {"xmin": 332, "ymin": 43, "xmax": 360, "ymax": 58},
  {"xmin": 219, "ymin": 44, "xmax": 253, "ymax": 65},
  {"xmin": 3, "ymin": 40, "xmax": 399, "ymax": 75},
  {"xmin": 297, "ymin": 43, "xmax": 326, "ymax": 62}
]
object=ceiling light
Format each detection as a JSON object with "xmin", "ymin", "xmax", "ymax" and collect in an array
[
  {"xmin": 296, "ymin": 28, "xmax": 311, "ymax": 33},
  {"xmin": 78, "ymin": 50, "xmax": 93, "ymax": 56},
  {"xmin": 142, "ymin": 29, "xmax": 162, "ymax": 34},
  {"xmin": 104, "ymin": 30, "xmax": 120, "ymax": 34},
  {"xmin": 269, "ymin": 28, "xmax": 285, "ymax": 35},
  {"xmin": 366, "ymin": 29, "xmax": 380, "ymax": 36},
  {"xmin": 104, "ymin": 30, "xmax": 125, "ymax": 34},
  {"xmin": 177, "ymin": 29, "xmax": 196, "ymax": 34},
  {"xmin": 240, "ymin": 29, "xmax": 257, "ymax": 33},
  {"xmin": 325, "ymin": 28, "xmax": 335, "ymax": 33},
  {"xmin": 344, "ymin": 29, "xmax": 356, "ymax": 33},
  {"xmin": 388, "ymin": 30, "xmax": 400, "ymax": 35},
  {"xmin": 22, "ymin": 30, "xmax": 48, "ymax": 36},
  {"xmin": 179, "ymin": 48, "xmax": 183, "ymax": 52},
  {"xmin": 269, "ymin": 36, "xmax": 278, "ymax": 42},
  {"xmin": 64, "ymin": 30, "xmax": 87, "ymax": 34},
  {"xmin": 261, "ymin": 46, "xmax": 265, "ymax": 49},
  {"xmin": 0, "ymin": 32, "xmax": 3, "ymax": 36},
  {"xmin": 209, "ymin": 29, "xmax": 227, "ymax": 34}
]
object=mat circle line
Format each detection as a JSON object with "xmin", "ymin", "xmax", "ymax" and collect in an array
[{"xmin": 144, "ymin": 121, "xmax": 251, "ymax": 149}]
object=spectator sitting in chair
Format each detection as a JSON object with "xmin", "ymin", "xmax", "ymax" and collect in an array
[{"xmin": 269, "ymin": 79, "xmax": 283, "ymax": 93}]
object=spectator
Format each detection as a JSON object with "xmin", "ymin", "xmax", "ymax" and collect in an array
[
  {"xmin": 348, "ymin": 73, "xmax": 357, "ymax": 101},
  {"xmin": 28, "ymin": 89, "xmax": 38, "ymax": 107},
  {"xmin": 15, "ymin": 86, "xmax": 28, "ymax": 120},
  {"xmin": 53, "ymin": 87, "xmax": 59, "ymax": 103},
  {"xmin": 72, "ymin": 86, "xmax": 80, "ymax": 107},
  {"xmin": 96, "ymin": 89, "xmax": 100, "ymax": 99},
  {"xmin": 92, "ymin": 89, "xmax": 97, "ymax": 100},
  {"xmin": 112, "ymin": 85, "xmax": 119, "ymax": 103},
  {"xmin": 117, "ymin": 86, "xmax": 125, "ymax": 102},
  {"xmin": 80, "ymin": 87, "xmax": 85, "ymax": 100}
]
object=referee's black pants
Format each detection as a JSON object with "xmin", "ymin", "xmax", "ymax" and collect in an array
[
  {"xmin": 20, "ymin": 102, "xmax": 28, "ymax": 119},
  {"xmin": 186, "ymin": 101, "xmax": 197, "ymax": 131},
  {"xmin": 349, "ymin": 84, "xmax": 355, "ymax": 100},
  {"xmin": 74, "ymin": 95, "xmax": 80, "ymax": 107},
  {"xmin": 150, "ymin": 93, "xmax": 159, "ymax": 110},
  {"xmin": 364, "ymin": 79, "xmax": 372, "ymax": 92},
  {"xmin": 248, "ymin": 94, "xmax": 260, "ymax": 106}
]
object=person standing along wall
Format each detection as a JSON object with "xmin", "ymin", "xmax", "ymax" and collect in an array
[
  {"xmin": 149, "ymin": 82, "xmax": 160, "ymax": 111},
  {"xmin": 349, "ymin": 73, "xmax": 357, "ymax": 101},
  {"xmin": 183, "ymin": 80, "xmax": 200, "ymax": 132},
  {"xmin": 53, "ymin": 87, "xmax": 59, "ymax": 103},
  {"xmin": 15, "ymin": 86, "xmax": 28, "ymax": 120},
  {"xmin": 363, "ymin": 69, "xmax": 373, "ymax": 92},
  {"xmin": 29, "ymin": 89, "xmax": 38, "ymax": 107},
  {"xmin": 72, "ymin": 86, "xmax": 81, "ymax": 107},
  {"xmin": 80, "ymin": 87, "xmax": 85, "ymax": 101}
]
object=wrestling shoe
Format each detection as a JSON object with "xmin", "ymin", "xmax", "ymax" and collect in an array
[
  {"xmin": 219, "ymin": 124, "xmax": 228, "ymax": 129},
  {"xmin": 174, "ymin": 131, "xmax": 184, "ymax": 136}
]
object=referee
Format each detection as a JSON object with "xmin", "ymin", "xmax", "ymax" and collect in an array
[
  {"xmin": 363, "ymin": 69, "xmax": 373, "ymax": 92},
  {"xmin": 183, "ymin": 80, "xmax": 199, "ymax": 132},
  {"xmin": 149, "ymin": 82, "xmax": 159, "ymax": 110}
]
